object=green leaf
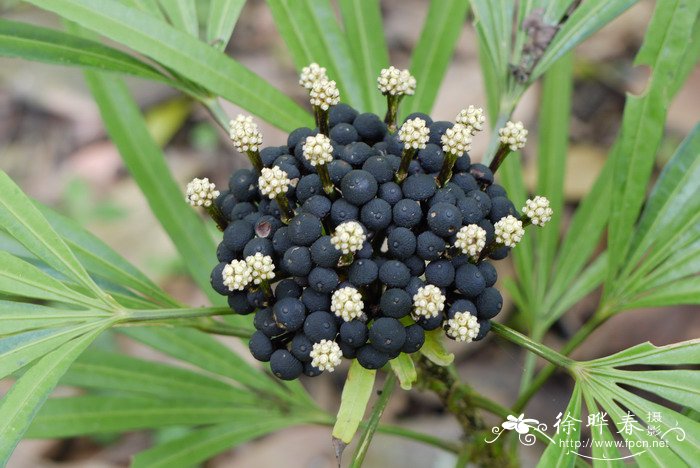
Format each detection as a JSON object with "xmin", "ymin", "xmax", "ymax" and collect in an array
[
  {"xmin": 27, "ymin": 396, "xmax": 280, "ymax": 438},
  {"xmin": 401, "ymin": 0, "xmax": 470, "ymax": 118},
  {"xmin": 0, "ymin": 19, "xmax": 172, "ymax": 83},
  {"xmin": 531, "ymin": 0, "xmax": 638, "ymax": 81},
  {"xmin": 350, "ymin": 373, "xmax": 396, "ymax": 468},
  {"xmin": 623, "ymin": 276, "xmax": 700, "ymax": 310},
  {"xmin": 0, "ymin": 252, "xmax": 107, "ymax": 310},
  {"xmin": 160, "ymin": 0, "xmax": 199, "ymax": 37},
  {"xmin": 83, "ymin": 71, "xmax": 224, "ymax": 305},
  {"xmin": 338, "ymin": 0, "xmax": 389, "ymax": 115},
  {"xmin": 332, "ymin": 360, "xmax": 376, "ymax": 444},
  {"xmin": 266, "ymin": 0, "xmax": 366, "ymax": 110},
  {"xmin": 0, "ymin": 171, "xmax": 109, "ymax": 305},
  {"xmin": 26, "ymin": 0, "xmax": 311, "ymax": 131},
  {"xmin": 131, "ymin": 416, "xmax": 311, "ymax": 468},
  {"xmin": 389, "ymin": 353, "xmax": 417, "ymax": 390},
  {"xmin": 606, "ymin": 0, "xmax": 699, "ymax": 287},
  {"xmin": 420, "ymin": 329, "xmax": 454, "ymax": 366},
  {"xmin": 120, "ymin": 0, "xmax": 166, "ymax": 20},
  {"xmin": 206, "ymin": 0, "xmax": 244, "ymax": 50},
  {"xmin": 537, "ymin": 383, "xmax": 581, "ymax": 468},
  {"xmin": 0, "ymin": 300, "xmax": 109, "ymax": 335},
  {"xmin": 61, "ymin": 350, "xmax": 255, "ymax": 404},
  {"xmin": 0, "ymin": 320, "xmax": 110, "ymax": 464}
]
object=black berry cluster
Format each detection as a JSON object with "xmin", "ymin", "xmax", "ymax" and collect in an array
[{"xmin": 194, "ymin": 64, "xmax": 550, "ymax": 380}]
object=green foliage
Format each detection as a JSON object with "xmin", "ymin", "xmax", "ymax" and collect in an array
[{"xmin": 333, "ymin": 361, "xmax": 376, "ymax": 444}]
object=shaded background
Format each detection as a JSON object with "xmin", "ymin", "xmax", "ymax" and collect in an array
[{"xmin": 1, "ymin": 0, "xmax": 699, "ymax": 466}]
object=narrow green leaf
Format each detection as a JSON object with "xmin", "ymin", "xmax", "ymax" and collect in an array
[
  {"xmin": 389, "ymin": 353, "xmax": 417, "ymax": 390},
  {"xmin": 132, "ymin": 416, "xmax": 310, "ymax": 468},
  {"xmin": 206, "ymin": 0, "xmax": 244, "ymax": 50},
  {"xmin": 537, "ymin": 383, "xmax": 581, "ymax": 468},
  {"xmin": 338, "ymin": 0, "xmax": 389, "ymax": 114},
  {"xmin": 160, "ymin": 0, "xmax": 199, "ymax": 37},
  {"xmin": 586, "ymin": 340, "xmax": 699, "ymax": 368},
  {"xmin": 605, "ymin": 369, "xmax": 700, "ymax": 412},
  {"xmin": 401, "ymin": 0, "xmax": 470, "ymax": 118},
  {"xmin": 27, "ymin": 396, "xmax": 278, "ymax": 438},
  {"xmin": 420, "ymin": 329, "xmax": 454, "ymax": 366},
  {"xmin": 0, "ymin": 19, "xmax": 172, "ymax": 84},
  {"xmin": 332, "ymin": 360, "xmax": 376, "ymax": 444},
  {"xmin": 266, "ymin": 0, "xmax": 366, "ymax": 110},
  {"xmin": 120, "ymin": 0, "xmax": 166, "ymax": 20},
  {"xmin": 0, "ymin": 321, "xmax": 110, "ymax": 463},
  {"xmin": 61, "ymin": 350, "xmax": 255, "ymax": 404},
  {"xmin": 26, "ymin": 0, "xmax": 311, "ymax": 131},
  {"xmin": 0, "ymin": 171, "xmax": 108, "ymax": 304},
  {"xmin": 583, "ymin": 390, "xmax": 624, "ymax": 466},
  {"xmin": 0, "ymin": 300, "xmax": 109, "ymax": 335},
  {"xmin": 350, "ymin": 373, "xmax": 396, "ymax": 468},
  {"xmin": 622, "ymin": 276, "xmax": 700, "ymax": 311}
]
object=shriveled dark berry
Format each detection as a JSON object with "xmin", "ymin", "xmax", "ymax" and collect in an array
[
  {"xmin": 247, "ymin": 289, "xmax": 267, "ymax": 308},
  {"xmin": 356, "ymin": 344, "xmax": 389, "ymax": 369},
  {"xmin": 360, "ymin": 198, "xmax": 392, "ymax": 231},
  {"xmin": 254, "ymin": 308, "xmax": 284, "ymax": 337},
  {"xmin": 243, "ymin": 237, "xmax": 274, "ymax": 258},
  {"xmin": 287, "ymin": 127, "xmax": 315, "ymax": 152},
  {"xmin": 229, "ymin": 168, "xmax": 257, "ymax": 202},
  {"xmin": 290, "ymin": 333, "xmax": 313, "ymax": 362},
  {"xmin": 330, "ymin": 123, "xmax": 359, "ymax": 145},
  {"xmin": 476, "ymin": 287, "xmax": 503, "ymax": 319},
  {"xmin": 466, "ymin": 189, "xmax": 492, "ymax": 217},
  {"xmin": 469, "ymin": 163, "xmax": 494, "ymax": 187},
  {"xmin": 362, "ymin": 155, "xmax": 394, "ymax": 184},
  {"xmin": 452, "ymin": 172, "xmax": 479, "ymax": 192},
  {"xmin": 425, "ymin": 260, "xmax": 456, "ymax": 288},
  {"xmin": 275, "ymin": 278, "xmax": 302, "ymax": 300},
  {"xmin": 416, "ymin": 231, "xmax": 446, "ymax": 261},
  {"xmin": 330, "ymin": 198, "xmax": 359, "ymax": 225},
  {"xmin": 293, "ymin": 174, "xmax": 320, "ymax": 203},
  {"xmin": 387, "ymin": 227, "xmax": 416, "ymax": 260},
  {"xmin": 216, "ymin": 242, "xmax": 235, "ymax": 263},
  {"xmin": 310, "ymin": 235, "xmax": 342, "ymax": 268},
  {"xmin": 489, "ymin": 246, "xmax": 510, "ymax": 260},
  {"xmin": 402, "ymin": 174, "xmax": 437, "ymax": 201},
  {"xmin": 219, "ymin": 193, "xmax": 236, "ymax": 218},
  {"xmin": 348, "ymin": 259, "xmax": 378, "ymax": 286},
  {"xmin": 303, "ymin": 311, "xmax": 338, "ymax": 342},
  {"xmin": 418, "ymin": 144, "xmax": 445, "ymax": 173},
  {"xmin": 443, "ymin": 181, "xmax": 466, "ymax": 201},
  {"xmin": 328, "ymin": 159, "xmax": 353, "ymax": 184},
  {"xmin": 486, "ymin": 184, "xmax": 508, "ymax": 198},
  {"xmin": 223, "ymin": 220, "xmax": 254, "ymax": 252},
  {"xmin": 454, "ymin": 154, "xmax": 471, "ymax": 172},
  {"xmin": 289, "ymin": 213, "xmax": 322, "ymax": 246},
  {"xmin": 380, "ymin": 288, "xmax": 412, "ymax": 318},
  {"xmin": 301, "ymin": 288, "xmax": 331, "ymax": 312},
  {"xmin": 243, "ymin": 211, "xmax": 262, "ymax": 225},
  {"xmin": 249, "ymin": 331, "xmax": 274, "ymax": 362},
  {"xmin": 374, "ymin": 141, "xmax": 388, "ymax": 152},
  {"xmin": 341, "ymin": 170, "xmax": 378, "ymax": 205},
  {"xmin": 353, "ymin": 113, "xmax": 387, "ymax": 144},
  {"xmin": 428, "ymin": 121, "xmax": 452, "ymax": 146},
  {"xmin": 340, "ymin": 142, "xmax": 375, "ymax": 166},
  {"xmin": 369, "ymin": 317, "xmax": 406, "ymax": 353},
  {"xmin": 384, "ymin": 133, "xmax": 403, "ymax": 156},
  {"xmin": 428, "ymin": 202, "xmax": 463, "ymax": 237},
  {"xmin": 478, "ymin": 262, "xmax": 498, "ymax": 287},
  {"xmin": 340, "ymin": 320, "xmax": 369, "ymax": 347},
  {"xmin": 230, "ymin": 203, "xmax": 254, "ymax": 222},
  {"xmin": 379, "ymin": 260, "xmax": 411, "ymax": 288},
  {"xmin": 255, "ymin": 215, "xmax": 283, "ymax": 239},
  {"xmin": 302, "ymin": 195, "xmax": 332, "ymax": 219},
  {"xmin": 402, "ymin": 324, "xmax": 425, "ymax": 353},
  {"xmin": 489, "ymin": 197, "xmax": 518, "ymax": 222},
  {"xmin": 282, "ymin": 246, "xmax": 312, "ymax": 276},
  {"xmin": 270, "ymin": 349, "xmax": 303, "ymax": 380},
  {"xmin": 455, "ymin": 264, "xmax": 486, "ymax": 297},
  {"xmin": 308, "ymin": 267, "xmax": 339, "ymax": 293},
  {"xmin": 429, "ymin": 188, "xmax": 457, "ymax": 207},
  {"xmin": 228, "ymin": 291, "xmax": 254, "ymax": 315},
  {"xmin": 405, "ymin": 256, "xmax": 426, "ymax": 277},
  {"xmin": 273, "ymin": 297, "xmax": 306, "ymax": 332},
  {"xmin": 475, "ymin": 319, "xmax": 492, "ymax": 341},
  {"xmin": 392, "ymin": 199, "xmax": 422, "ymax": 229},
  {"xmin": 210, "ymin": 262, "xmax": 229, "ymax": 296},
  {"xmin": 272, "ymin": 226, "xmax": 292, "ymax": 255},
  {"xmin": 457, "ymin": 197, "xmax": 484, "ymax": 224},
  {"xmin": 379, "ymin": 182, "xmax": 403, "ymax": 205},
  {"xmin": 329, "ymin": 103, "xmax": 359, "ymax": 127}
]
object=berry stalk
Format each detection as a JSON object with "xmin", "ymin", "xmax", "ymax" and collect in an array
[
  {"xmin": 314, "ymin": 105, "xmax": 330, "ymax": 136},
  {"xmin": 436, "ymin": 152, "xmax": 458, "ymax": 187},
  {"xmin": 206, "ymin": 203, "xmax": 229, "ymax": 231},
  {"xmin": 275, "ymin": 194, "xmax": 295, "ymax": 224},
  {"xmin": 384, "ymin": 94, "xmax": 401, "ymax": 132},
  {"xmin": 395, "ymin": 147, "xmax": 417, "ymax": 183}
]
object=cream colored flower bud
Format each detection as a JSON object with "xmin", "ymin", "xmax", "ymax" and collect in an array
[
  {"xmin": 331, "ymin": 221, "xmax": 366, "ymax": 255},
  {"xmin": 299, "ymin": 63, "xmax": 328, "ymax": 89},
  {"xmin": 377, "ymin": 66, "xmax": 416, "ymax": 96},
  {"xmin": 310, "ymin": 339, "xmax": 343, "ymax": 372},
  {"xmin": 310, "ymin": 79, "xmax": 340, "ymax": 110},
  {"xmin": 494, "ymin": 215, "xmax": 525, "ymax": 247},
  {"xmin": 331, "ymin": 287, "xmax": 364, "ymax": 322},
  {"xmin": 303, "ymin": 134, "xmax": 334, "ymax": 166},
  {"xmin": 498, "ymin": 121, "xmax": 528, "ymax": 151},
  {"xmin": 398, "ymin": 118, "xmax": 430, "ymax": 150},
  {"xmin": 245, "ymin": 253, "xmax": 275, "ymax": 284},
  {"xmin": 258, "ymin": 166, "xmax": 291, "ymax": 199},
  {"xmin": 185, "ymin": 178, "xmax": 219, "ymax": 207},
  {"xmin": 522, "ymin": 196, "xmax": 553, "ymax": 226},
  {"xmin": 229, "ymin": 114, "xmax": 263, "ymax": 153},
  {"xmin": 455, "ymin": 105, "xmax": 485, "ymax": 134},
  {"xmin": 412, "ymin": 285, "xmax": 445, "ymax": 319},
  {"xmin": 222, "ymin": 260, "xmax": 252, "ymax": 291},
  {"xmin": 446, "ymin": 311, "xmax": 480, "ymax": 342},
  {"xmin": 441, "ymin": 123, "xmax": 473, "ymax": 156},
  {"xmin": 454, "ymin": 224, "xmax": 487, "ymax": 259}
]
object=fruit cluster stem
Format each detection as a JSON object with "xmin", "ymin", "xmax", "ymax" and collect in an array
[
  {"xmin": 395, "ymin": 147, "xmax": 417, "ymax": 183},
  {"xmin": 245, "ymin": 149, "xmax": 264, "ymax": 173},
  {"xmin": 275, "ymin": 195, "xmax": 295, "ymax": 224},
  {"xmin": 205, "ymin": 203, "xmax": 229, "ymax": 231},
  {"xmin": 384, "ymin": 94, "xmax": 401, "ymax": 132},
  {"xmin": 488, "ymin": 144, "xmax": 511, "ymax": 174},
  {"xmin": 314, "ymin": 106, "xmax": 330, "ymax": 136},
  {"xmin": 436, "ymin": 152, "xmax": 458, "ymax": 187},
  {"xmin": 317, "ymin": 164, "xmax": 337, "ymax": 197}
]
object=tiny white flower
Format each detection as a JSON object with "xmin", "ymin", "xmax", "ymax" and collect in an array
[
  {"xmin": 309, "ymin": 79, "xmax": 340, "ymax": 111},
  {"xmin": 455, "ymin": 105, "xmax": 486, "ymax": 134},
  {"xmin": 398, "ymin": 118, "xmax": 430, "ymax": 150},
  {"xmin": 498, "ymin": 120, "xmax": 528, "ymax": 151},
  {"xmin": 185, "ymin": 177, "xmax": 219, "ymax": 207},
  {"xmin": 331, "ymin": 286, "xmax": 364, "ymax": 322},
  {"xmin": 245, "ymin": 253, "xmax": 275, "ymax": 284},
  {"xmin": 377, "ymin": 66, "xmax": 416, "ymax": 96},
  {"xmin": 310, "ymin": 339, "xmax": 343, "ymax": 372},
  {"xmin": 522, "ymin": 196, "xmax": 553, "ymax": 226},
  {"xmin": 258, "ymin": 166, "xmax": 291, "ymax": 199},
  {"xmin": 412, "ymin": 285, "xmax": 446, "ymax": 319},
  {"xmin": 229, "ymin": 114, "xmax": 263, "ymax": 153},
  {"xmin": 446, "ymin": 311, "xmax": 480, "ymax": 343},
  {"xmin": 330, "ymin": 221, "xmax": 366, "ymax": 255},
  {"xmin": 441, "ymin": 123, "xmax": 473, "ymax": 156},
  {"xmin": 222, "ymin": 259, "xmax": 252, "ymax": 291},
  {"xmin": 494, "ymin": 215, "xmax": 525, "ymax": 247},
  {"xmin": 302, "ymin": 134, "xmax": 334, "ymax": 166},
  {"xmin": 454, "ymin": 224, "xmax": 487, "ymax": 259},
  {"xmin": 299, "ymin": 63, "xmax": 328, "ymax": 90}
]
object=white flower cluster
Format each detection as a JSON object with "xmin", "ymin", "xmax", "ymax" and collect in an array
[
  {"xmin": 310, "ymin": 79, "xmax": 340, "ymax": 110},
  {"xmin": 522, "ymin": 196, "xmax": 553, "ymax": 226},
  {"xmin": 446, "ymin": 311, "xmax": 480, "ymax": 343},
  {"xmin": 455, "ymin": 106, "xmax": 486, "ymax": 133},
  {"xmin": 299, "ymin": 63, "xmax": 328, "ymax": 89},
  {"xmin": 494, "ymin": 215, "xmax": 525, "ymax": 247},
  {"xmin": 377, "ymin": 66, "xmax": 416, "ymax": 96},
  {"xmin": 498, "ymin": 120, "xmax": 528, "ymax": 151},
  {"xmin": 229, "ymin": 114, "xmax": 263, "ymax": 153},
  {"xmin": 412, "ymin": 285, "xmax": 445, "ymax": 319},
  {"xmin": 185, "ymin": 178, "xmax": 219, "ymax": 208},
  {"xmin": 310, "ymin": 339, "xmax": 343, "ymax": 372},
  {"xmin": 454, "ymin": 224, "xmax": 487, "ymax": 259},
  {"xmin": 398, "ymin": 118, "xmax": 430, "ymax": 150},
  {"xmin": 258, "ymin": 166, "xmax": 290, "ymax": 199},
  {"xmin": 245, "ymin": 253, "xmax": 275, "ymax": 284},
  {"xmin": 331, "ymin": 287, "xmax": 364, "ymax": 322},
  {"xmin": 302, "ymin": 134, "xmax": 334, "ymax": 166},
  {"xmin": 222, "ymin": 259, "xmax": 252, "ymax": 291},
  {"xmin": 441, "ymin": 123, "xmax": 473, "ymax": 156},
  {"xmin": 331, "ymin": 221, "xmax": 366, "ymax": 255}
]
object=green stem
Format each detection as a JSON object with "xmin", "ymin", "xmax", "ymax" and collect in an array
[
  {"xmin": 488, "ymin": 143, "xmax": 511, "ymax": 174},
  {"xmin": 119, "ymin": 306, "xmax": 233, "ymax": 323},
  {"xmin": 275, "ymin": 195, "xmax": 295, "ymax": 224},
  {"xmin": 191, "ymin": 318, "xmax": 254, "ymax": 339},
  {"xmin": 351, "ymin": 374, "xmax": 397, "ymax": 468},
  {"xmin": 396, "ymin": 147, "xmax": 417, "ymax": 183},
  {"xmin": 245, "ymin": 150, "xmax": 263, "ymax": 173},
  {"xmin": 491, "ymin": 322, "xmax": 573, "ymax": 369},
  {"xmin": 202, "ymin": 98, "xmax": 229, "ymax": 131},
  {"xmin": 205, "ymin": 203, "xmax": 228, "ymax": 231},
  {"xmin": 384, "ymin": 94, "xmax": 401, "ymax": 132},
  {"xmin": 314, "ymin": 106, "xmax": 330, "ymax": 136},
  {"xmin": 436, "ymin": 152, "xmax": 459, "ymax": 187},
  {"xmin": 483, "ymin": 112, "xmax": 510, "ymax": 166},
  {"xmin": 317, "ymin": 164, "xmax": 336, "ymax": 197}
]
